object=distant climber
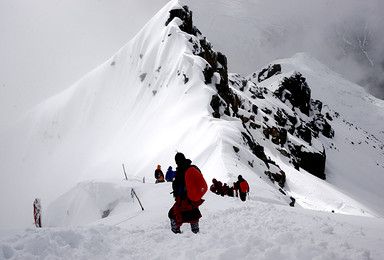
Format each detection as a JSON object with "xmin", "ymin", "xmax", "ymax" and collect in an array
[
  {"xmin": 154, "ymin": 165, "xmax": 165, "ymax": 183},
  {"xmin": 222, "ymin": 183, "xmax": 235, "ymax": 197},
  {"xmin": 33, "ymin": 198, "xmax": 42, "ymax": 228},
  {"xmin": 234, "ymin": 175, "xmax": 249, "ymax": 202},
  {"xmin": 165, "ymin": 166, "xmax": 176, "ymax": 182},
  {"xmin": 210, "ymin": 178, "xmax": 235, "ymax": 197},
  {"xmin": 168, "ymin": 152, "xmax": 207, "ymax": 234},
  {"xmin": 210, "ymin": 178, "xmax": 223, "ymax": 195}
]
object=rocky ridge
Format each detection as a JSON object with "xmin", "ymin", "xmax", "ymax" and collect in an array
[{"xmin": 166, "ymin": 4, "xmax": 336, "ymax": 194}]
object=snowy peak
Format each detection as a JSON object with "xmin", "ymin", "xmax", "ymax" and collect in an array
[
  {"xmin": 1, "ymin": 1, "xmax": 384, "ymax": 229},
  {"xmin": 0, "ymin": 0, "xmax": 216, "ymax": 228}
]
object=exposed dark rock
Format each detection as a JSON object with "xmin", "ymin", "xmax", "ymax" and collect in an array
[
  {"xmin": 311, "ymin": 100, "xmax": 323, "ymax": 114},
  {"xmin": 265, "ymin": 170, "xmax": 286, "ymax": 188},
  {"xmin": 299, "ymin": 148, "xmax": 326, "ymax": 180},
  {"xmin": 210, "ymin": 94, "xmax": 223, "ymax": 118},
  {"xmin": 289, "ymin": 197, "xmax": 296, "ymax": 207},
  {"xmin": 275, "ymin": 72, "xmax": 311, "ymax": 116},
  {"xmin": 252, "ymin": 104, "xmax": 258, "ymax": 114},
  {"xmin": 296, "ymin": 124, "xmax": 312, "ymax": 144},
  {"xmin": 183, "ymin": 74, "xmax": 189, "ymax": 84},
  {"xmin": 249, "ymin": 122, "xmax": 261, "ymax": 129},
  {"xmin": 280, "ymin": 128, "xmax": 288, "ymax": 146},
  {"xmin": 262, "ymin": 126, "xmax": 287, "ymax": 146},
  {"xmin": 242, "ymin": 132, "xmax": 268, "ymax": 166},
  {"xmin": 167, "ymin": 4, "xmax": 332, "ymax": 184},
  {"xmin": 258, "ymin": 64, "xmax": 282, "ymax": 82},
  {"xmin": 166, "ymin": 5, "xmax": 198, "ymax": 35},
  {"xmin": 241, "ymin": 116, "xmax": 250, "ymax": 124},
  {"xmin": 262, "ymin": 107, "xmax": 272, "ymax": 115},
  {"xmin": 249, "ymin": 87, "xmax": 265, "ymax": 99},
  {"xmin": 307, "ymin": 115, "xmax": 335, "ymax": 139},
  {"xmin": 203, "ymin": 64, "xmax": 214, "ymax": 84},
  {"xmin": 139, "ymin": 73, "xmax": 147, "ymax": 82},
  {"xmin": 289, "ymin": 143, "xmax": 326, "ymax": 180},
  {"xmin": 277, "ymin": 148, "xmax": 290, "ymax": 157},
  {"xmin": 274, "ymin": 109, "xmax": 287, "ymax": 127},
  {"xmin": 102, "ymin": 209, "xmax": 111, "ymax": 218}
]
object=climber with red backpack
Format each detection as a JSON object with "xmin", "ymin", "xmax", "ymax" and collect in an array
[
  {"xmin": 234, "ymin": 175, "xmax": 249, "ymax": 202},
  {"xmin": 168, "ymin": 152, "xmax": 207, "ymax": 234}
]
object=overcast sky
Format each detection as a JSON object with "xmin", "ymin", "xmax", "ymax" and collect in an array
[
  {"xmin": 0, "ymin": 0, "xmax": 168, "ymax": 130},
  {"xmin": 186, "ymin": 0, "xmax": 384, "ymax": 98}
]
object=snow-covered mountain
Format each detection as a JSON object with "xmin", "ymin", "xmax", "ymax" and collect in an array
[
  {"xmin": 1, "ymin": 1, "xmax": 384, "ymax": 258},
  {"xmin": 185, "ymin": 0, "xmax": 384, "ymax": 99}
]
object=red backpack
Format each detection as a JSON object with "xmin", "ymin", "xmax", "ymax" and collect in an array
[
  {"xmin": 240, "ymin": 181, "xmax": 249, "ymax": 193},
  {"xmin": 185, "ymin": 166, "xmax": 208, "ymax": 201}
]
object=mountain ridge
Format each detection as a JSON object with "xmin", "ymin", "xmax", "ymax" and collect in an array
[{"xmin": 0, "ymin": 0, "xmax": 383, "ymax": 230}]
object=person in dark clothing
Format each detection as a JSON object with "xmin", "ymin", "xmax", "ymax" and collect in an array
[
  {"xmin": 165, "ymin": 166, "xmax": 176, "ymax": 182},
  {"xmin": 168, "ymin": 152, "xmax": 204, "ymax": 234},
  {"xmin": 33, "ymin": 198, "xmax": 42, "ymax": 228},
  {"xmin": 154, "ymin": 165, "xmax": 165, "ymax": 183},
  {"xmin": 222, "ymin": 183, "xmax": 234, "ymax": 197},
  {"xmin": 210, "ymin": 178, "xmax": 223, "ymax": 195},
  {"xmin": 234, "ymin": 175, "xmax": 249, "ymax": 202},
  {"xmin": 211, "ymin": 178, "xmax": 236, "ymax": 197}
]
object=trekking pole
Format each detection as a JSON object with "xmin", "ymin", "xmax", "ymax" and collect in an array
[
  {"xmin": 122, "ymin": 164, "xmax": 128, "ymax": 180},
  {"xmin": 131, "ymin": 188, "xmax": 144, "ymax": 211}
]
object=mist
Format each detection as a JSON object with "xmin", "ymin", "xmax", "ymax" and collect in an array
[
  {"xmin": 0, "ymin": 0, "xmax": 169, "ymax": 131},
  {"xmin": 1, "ymin": 0, "xmax": 383, "ymax": 132},
  {"xmin": 186, "ymin": 0, "xmax": 384, "ymax": 99}
]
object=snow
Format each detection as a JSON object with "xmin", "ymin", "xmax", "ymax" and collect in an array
[
  {"xmin": 1, "ymin": 179, "xmax": 384, "ymax": 259},
  {"xmin": 258, "ymin": 53, "xmax": 384, "ymax": 216},
  {"xmin": 1, "ymin": 0, "xmax": 384, "ymax": 259}
]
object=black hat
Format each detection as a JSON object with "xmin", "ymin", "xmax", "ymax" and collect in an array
[
  {"xmin": 238, "ymin": 175, "xmax": 243, "ymax": 180},
  {"xmin": 175, "ymin": 152, "xmax": 186, "ymax": 166}
]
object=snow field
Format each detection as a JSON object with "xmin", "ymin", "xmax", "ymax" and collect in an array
[{"xmin": 1, "ymin": 179, "xmax": 384, "ymax": 259}]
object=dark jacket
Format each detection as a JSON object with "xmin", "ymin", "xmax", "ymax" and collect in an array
[
  {"xmin": 235, "ymin": 176, "xmax": 249, "ymax": 193},
  {"xmin": 172, "ymin": 159, "xmax": 191, "ymax": 198},
  {"xmin": 155, "ymin": 169, "xmax": 164, "ymax": 182},
  {"xmin": 169, "ymin": 153, "xmax": 203, "ymax": 226}
]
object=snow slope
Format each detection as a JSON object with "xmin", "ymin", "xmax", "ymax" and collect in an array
[
  {"xmin": 0, "ymin": 0, "xmax": 218, "ymax": 228},
  {"xmin": 247, "ymin": 53, "xmax": 384, "ymax": 216},
  {"xmin": 1, "ymin": 1, "xmax": 384, "ymax": 258},
  {"xmin": 1, "ymin": 179, "xmax": 384, "ymax": 259}
]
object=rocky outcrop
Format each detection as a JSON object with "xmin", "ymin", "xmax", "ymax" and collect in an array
[
  {"xmin": 166, "ymin": 4, "xmax": 334, "ymax": 191},
  {"xmin": 168, "ymin": 5, "xmax": 242, "ymax": 119},
  {"xmin": 274, "ymin": 72, "xmax": 311, "ymax": 116},
  {"xmin": 229, "ymin": 66, "xmax": 334, "ymax": 180},
  {"xmin": 257, "ymin": 64, "xmax": 282, "ymax": 82},
  {"xmin": 289, "ymin": 143, "xmax": 326, "ymax": 180}
]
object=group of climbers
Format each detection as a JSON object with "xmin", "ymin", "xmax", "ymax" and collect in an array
[
  {"xmin": 210, "ymin": 175, "xmax": 249, "ymax": 201},
  {"xmin": 155, "ymin": 152, "xmax": 250, "ymax": 234},
  {"xmin": 154, "ymin": 165, "xmax": 176, "ymax": 183}
]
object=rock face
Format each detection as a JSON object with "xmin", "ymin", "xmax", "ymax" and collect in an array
[
  {"xmin": 166, "ymin": 4, "xmax": 335, "ymax": 185},
  {"xmin": 274, "ymin": 72, "xmax": 311, "ymax": 116},
  {"xmin": 166, "ymin": 5, "xmax": 238, "ymax": 118},
  {"xmin": 257, "ymin": 64, "xmax": 281, "ymax": 82},
  {"xmin": 233, "ymin": 63, "xmax": 334, "ymax": 180}
]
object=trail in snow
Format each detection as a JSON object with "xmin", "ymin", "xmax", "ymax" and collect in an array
[{"xmin": 1, "ymin": 180, "xmax": 384, "ymax": 260}]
